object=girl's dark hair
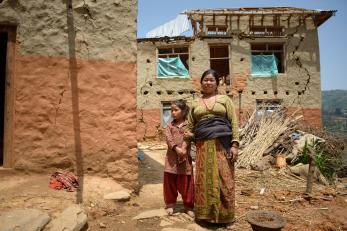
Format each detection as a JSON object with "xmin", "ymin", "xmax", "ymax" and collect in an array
[
  {"xmin": 172, "ymin": 99, "xmax": 189, "ymax": 119},
  {"xmin": 200, "ymin": 69, "xmax": 219, "ymax": 86}
]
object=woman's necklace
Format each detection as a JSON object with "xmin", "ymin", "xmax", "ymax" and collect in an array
[{"xmin": 202, "ymin": 95, "xmax": 217, "ymax": 112}]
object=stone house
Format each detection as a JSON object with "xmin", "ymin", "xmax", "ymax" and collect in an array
[
  {"xmin": 0, "ymin": 0, "xmax": 138, "ymax": 189},
  {"xmin": 137, "ymin": 7, "xmax": 335, "ymax": 140}
]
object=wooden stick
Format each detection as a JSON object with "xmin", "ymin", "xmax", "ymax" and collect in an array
[
  {"xmin": 277, "ymin": 197, "xmax": 304, "ymax": 203},
  {"xmin": 306, "ymin": 147, "xmax": 315, "ymax": 194}
]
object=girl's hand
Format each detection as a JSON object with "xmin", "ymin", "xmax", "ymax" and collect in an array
[
  {"xmin": 175, "ymin": 147, "xmax": 185, "ymax": 157},
  {"xmin": 230, "ymin": 146, "xmax": 239, "ymax": 162}
]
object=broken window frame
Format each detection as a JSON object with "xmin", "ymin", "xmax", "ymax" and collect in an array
[
  {"xmin": 256, "ymin": 99, "xmax": 282, "ymax": 115},
  {"xmin": 249, "ymin": 26, "xmax": 285, "ymax": 37},
  {"xmin": 157, "ymin": 46, "xmax": 189, "ymax": 78},
  {"xmin": 209, "ymin": 44, "xmax": 231, "ymax": 86},
  {"xmin": 161, "ymin": 102, "xmax": 172, "ymax": 128},
  {"xmin": 206, "ymin": 25, "xmax": 228, "ymax": 36},
  {"xmin": 251, "ymin": 42, "xmax": 285, "ymax": 75}
]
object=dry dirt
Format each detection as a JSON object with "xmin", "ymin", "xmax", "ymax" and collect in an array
[{"xmin": 1, "ymin": 142, "xmax": 347, "ymax": 231}]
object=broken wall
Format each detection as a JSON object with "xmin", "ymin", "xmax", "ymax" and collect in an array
[{"xmin": 0, "ymin": 0, "xmax": 138, "ymax": 188}]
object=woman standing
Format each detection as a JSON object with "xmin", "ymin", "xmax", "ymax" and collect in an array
[{"xmin": 185, "ymin": 69, "xmax": 239, "ymax": 228}]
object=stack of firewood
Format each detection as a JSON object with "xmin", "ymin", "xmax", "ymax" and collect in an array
[{"xmin": 236, "ymin": 108, "xmax": 302, "ymax": 169}]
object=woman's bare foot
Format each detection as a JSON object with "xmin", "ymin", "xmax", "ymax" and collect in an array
[{"xmin": 165, "ymin": 207, "xmax": 174, "ymax": 215}]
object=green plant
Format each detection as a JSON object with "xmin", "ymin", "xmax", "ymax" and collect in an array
[
  {"xmin": 293, "ymin": 140, "xmax": 309, "ymax": 165},
  {"xmin": 294, "ymin": 138, "xmax": 345, "ymax": 181},
  {"xmin": 315, "ymin": 151, "xmax": 327, "ymax": 174}
]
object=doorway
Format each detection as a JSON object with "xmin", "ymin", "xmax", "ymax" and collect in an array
[
  {"xmin": 0, "ymin": 32, "xmax": 7, "ymax": 166},
  {"xmin": 0, "ymin": 25, "xmax": 16, "ymax": 168}
]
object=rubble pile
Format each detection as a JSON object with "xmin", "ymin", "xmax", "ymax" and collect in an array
[{"xmin": 236, "ymin": 107, "xmax": 346, "ymax": 181}]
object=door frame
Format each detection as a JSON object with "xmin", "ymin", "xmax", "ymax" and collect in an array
[{"xmin": 0, "ymin": 25, "xmax": 16, "ymax": 168}]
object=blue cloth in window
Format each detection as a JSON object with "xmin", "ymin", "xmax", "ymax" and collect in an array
[
  {"xmin": 158, "ymin": 57, "xmax": 189, "ymax": 78},
  {"xmin": 251, "ymin": 54, "xmax": 279, "ymax": 77}
]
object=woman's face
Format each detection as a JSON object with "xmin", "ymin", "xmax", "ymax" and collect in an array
[{"xmin": 201, "ymin": 74, "xmax": 217, "ymax": 95}]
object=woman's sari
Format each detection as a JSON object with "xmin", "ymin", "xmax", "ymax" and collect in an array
[{"xmin": 195, "ymin": 139, "xmax": 235, "ymax": 223}]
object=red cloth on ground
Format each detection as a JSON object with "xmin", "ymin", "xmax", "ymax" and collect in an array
[
  {"xmin": 49, "ymin": 171, "xmax": 79, "ymax": 192},
  {"xmin": 49, "ymin": 178, "xmax": 64, "ymax": 190},
  {"xmin": 163, "ymin": 172, "xmax": 194, "ymax": 209}
]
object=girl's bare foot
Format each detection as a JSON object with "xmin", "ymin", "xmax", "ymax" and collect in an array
[
  {"xmin": 165, "ymin": 207, "xmax": 174, "ymax": 215},
  {"xmin": 225, "ymin": 221, "xmax": 235, "ymax": 230},
  {"xmin": 184, "ymin": 208, "xmax": 195, "ymax": 218}
]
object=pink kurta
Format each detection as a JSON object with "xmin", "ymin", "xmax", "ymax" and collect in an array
[{"xmin": 164, "ymin": 120, "xmax": 193, "ymax": 175}]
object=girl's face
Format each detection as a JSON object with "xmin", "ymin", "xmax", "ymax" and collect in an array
[
  {"xmin": 171, "ymin": 104, "xmax": 183, "ymax": 120},
  {"xmin": 201, "ymin": 74, "xmax": 217, "ymax": 94}
]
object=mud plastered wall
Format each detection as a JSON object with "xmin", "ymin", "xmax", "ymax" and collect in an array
[
  {"xmin": 0, "ymin": 0, "xmax": 138, "ymax": 188},
  {"xmin": 137, "ymin": 41, "xmax": 197, "ymax": 140}
]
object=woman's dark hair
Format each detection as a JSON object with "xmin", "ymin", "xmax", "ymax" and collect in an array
[
  {"xmin": 172, "ymin": 99, "xmax": 189, "ymax": 119},
  {"xmin": 200, "ymin": 69, "xmax": 219, "ymax": 86}
]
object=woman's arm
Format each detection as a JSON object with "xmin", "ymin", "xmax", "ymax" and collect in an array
[
  {"xmin": 225, "ymin": 96, "xmax": 240, "ymax": 144},
  {"xmin": 225, "ymin": 96, "xmax": 240, "ymax": 161},
  {"xmin": 184, "ymin": 102, "xmax": 196, "ymax": 140}
]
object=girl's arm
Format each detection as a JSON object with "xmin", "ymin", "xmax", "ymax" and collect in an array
[
  {"xmin": 165, "ymin": 125, "xmax": 184, "ymax": 156},
  {"xmin": 165, "ymin": 125, "xmax": 178, "ymax": 151},
  {"xmin": 181, "ymin": 140, "xmax": 188, "ymax": 156}
]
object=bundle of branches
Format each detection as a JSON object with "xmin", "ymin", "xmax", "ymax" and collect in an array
[
  {"xmin": 263, "ymin": 128, "xmax": 296, "ymax": 157},
  {"xmin": 239, "ymin": 110, "xmax": 258, "ymax": 148},
  {"xmin": 298, "ymin": 125, "xmax": 345, "ymax": 158},
  {"xmin": 295, "ymin": 125, "xmax": 347, "ymax": 179},
  {"xmin": 237, "ymin": 108, "xmax": 302, "ymax": 169}
]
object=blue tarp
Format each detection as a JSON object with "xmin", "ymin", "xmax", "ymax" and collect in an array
[
  {"xmin": 158, "ymin": 57, "xmax": 189, "ymax": 78},
  {"xmin": 251, "ymin": 54, "xmax": 279, "ymax": 77}
]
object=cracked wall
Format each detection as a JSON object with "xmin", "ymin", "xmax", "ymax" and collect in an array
[
  {"xmin": 0, "ymin": 0, "xmax": 138, "ymax": 189},
  {"xmin": 137, "ymin": 15, "xmax": 323, "ymax": 140}
]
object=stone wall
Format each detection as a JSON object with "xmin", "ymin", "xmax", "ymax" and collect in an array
[
  {"xmin": 137, "ymin": 15, "xmax": 322, "ymax": 140},
  {"xmin": 0, "ymin": 0, "xmax": 138, "ymax": 189}
]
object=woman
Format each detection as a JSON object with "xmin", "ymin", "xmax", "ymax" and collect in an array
[{"xmin": 185, "ymin": 69, "xmax": 239, "ymax": 228}]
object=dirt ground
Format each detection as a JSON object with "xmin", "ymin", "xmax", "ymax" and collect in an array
[{"xmin": 0, "ymin": 142, "xmax": 347, "ymax": 231}]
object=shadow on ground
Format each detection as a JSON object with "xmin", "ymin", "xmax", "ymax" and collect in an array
[{"xmin": 138, "ymin": 148, "xmax": 164, "ymax": 186}]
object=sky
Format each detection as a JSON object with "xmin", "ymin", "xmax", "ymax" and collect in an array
[{"xmin": 138, "ymin": 0, "xmax": 347, "ymax": 90}]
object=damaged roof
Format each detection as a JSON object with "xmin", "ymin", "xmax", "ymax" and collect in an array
[
  {"xmin": 184, "ymin": 6, "xmax": 336, "ymax": 26},
  {"xmin": 137, "ymin": 36, "xmax": 193, "ymax": 43}
]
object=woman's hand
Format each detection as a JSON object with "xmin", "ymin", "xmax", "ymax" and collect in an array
[
  {"xmin": 184, "ymin": 131, "xmax": 194, "ymax": 139},
  {"xmin": 230, "ymin": 146, "xmax": 239, "ymax": 162}
]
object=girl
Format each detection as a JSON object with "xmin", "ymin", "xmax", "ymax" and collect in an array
[{"xmin": 164, "ymin": 99, "xmax": 194, "ymax": 217}]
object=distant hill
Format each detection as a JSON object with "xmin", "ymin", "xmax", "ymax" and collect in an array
[
  {"xmin": 322, "ymin": 90, "xmax": 347, "ymax": 114},
  {"xmin": 322, "ymin": 90, "xmax": 347, "ymax": 135}
]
